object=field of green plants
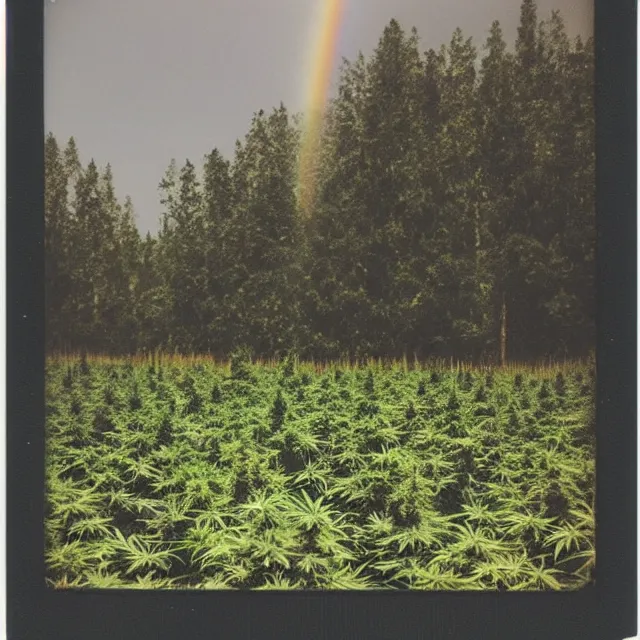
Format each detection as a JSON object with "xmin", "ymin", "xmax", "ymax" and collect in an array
[{"xmin": 45, "ymin": 353, "xmax": 595, "ymax": 590}]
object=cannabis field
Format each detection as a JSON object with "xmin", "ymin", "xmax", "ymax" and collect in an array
[{"xmin": 45, "ymin": 353, "xmax": 596, "ymax": 591}]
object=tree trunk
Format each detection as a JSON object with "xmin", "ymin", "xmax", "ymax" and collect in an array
[{"xmin": 500, "ymin": 293, "xmax": 507, "ymax": 366}]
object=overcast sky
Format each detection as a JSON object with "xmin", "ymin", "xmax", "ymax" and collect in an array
[{"xmin": 44, "ymin": 0, "xmax": 593, "ymax": 234}]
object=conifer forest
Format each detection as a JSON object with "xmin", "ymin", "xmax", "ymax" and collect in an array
[{"xmin": 45, "ymin": 2, "xmax": 596, "ymax": 590}]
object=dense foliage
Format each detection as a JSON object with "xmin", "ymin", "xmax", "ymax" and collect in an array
[
  {"xmin": 44, "ymin": 2, "xmax": 595, "ymax": 361},
  {"xmin": 46, "ymin": 355, "xmax": 595, "ymax": 590}
]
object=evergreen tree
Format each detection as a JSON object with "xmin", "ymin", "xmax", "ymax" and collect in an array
[
  {"xmin": 135, "ymin": 232, "xmax": 166, "ymax": 351},
  {"xmin": 516, "ymin": 0, "xmax": 538, "ymax": 73},
  {"xmin": 44, "ymin": 133, "xmax": 72, "ymax": 350},
  {"xmin": 97, "ymin": 164, "xmax": 132, "ymax": 352},
  {"xmin": 67, "ymin": 159, "xmax": 105, "ymax": 348},
  {"xmin": 201, "ymin": 148, "xmax": 234, "ymax": 353},
  {"xmin": 478, "ymin": 21, "xmax": 521, "ymax": 362},
  {"xmin": 360, "ymin": 21, "xmax": 428, "ymax": 356},
  {"xmin": 226, "ymin": 105, "xmax": 303, "ymax": 356},
  {"xmin": 431, "ymin": 29, "xmax": 489, "ymax": 358},
  {"xmin": 113, "ymin": 195, "xmax": 141, "ymax": 352},
  {"xmin": 305, "ymin": 52, "xmax": 371, "ymax": 358},
  {"xmin": 157, "ymin": 159, "xmax": 206, "ymax": 351}
]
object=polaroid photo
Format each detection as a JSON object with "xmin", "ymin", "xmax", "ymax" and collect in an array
[{"xmin": 6, "ymin": 0, "xmax": 637, "ymax": 638}]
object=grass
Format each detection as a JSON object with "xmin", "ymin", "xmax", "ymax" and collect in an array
[{"xmin": 45, "ymin": 353, "xmax": 596, "ymax": 590}]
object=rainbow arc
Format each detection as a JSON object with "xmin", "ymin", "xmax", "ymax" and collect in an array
[{"xmin": 297, "ymin": 0, "xmax": 346, "ymax": 215}]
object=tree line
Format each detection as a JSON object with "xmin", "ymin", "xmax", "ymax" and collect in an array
[{"xmin": 45, "ymin": 1, "xmax": 595, "ymax": 362}]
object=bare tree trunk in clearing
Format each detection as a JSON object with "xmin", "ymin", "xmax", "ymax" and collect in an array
[{"xmin": 500, "ymin": 293, "xmax": 507, "ymax": 366}]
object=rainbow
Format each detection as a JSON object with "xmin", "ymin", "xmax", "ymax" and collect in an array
[{"xmin": 297, "ymin": 0, "xmax": 346, "ymax": 215}]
